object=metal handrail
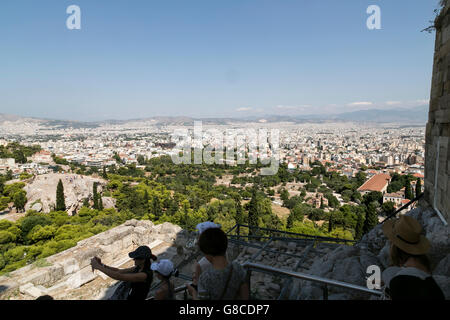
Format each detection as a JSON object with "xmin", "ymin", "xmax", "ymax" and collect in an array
[
  {"xmin": 242, "ymin": 262, "xmax": 383, "ymax": 298},
  {"xmin": 228, "ymin": 224, "xmax": 356, "ymax": 243},
  {"xmin": 146, "ymin": 284, "xmax": 190, "ymax": 300}
]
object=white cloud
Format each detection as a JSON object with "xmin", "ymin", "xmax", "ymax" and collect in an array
[
  {"xmin": 347, "ymin": 101, "xmax": 373, "ymax": 107},
  {"xmin": 385, "ymin": 101, "xmax": 402, "ymax": 106},
  {"xmin": 236, "ymin": 107, "xmax": 252, "ymax": 112},
  {"xmin": 275, "ymin": 105, "xmax": 311, "ymax": 110}
]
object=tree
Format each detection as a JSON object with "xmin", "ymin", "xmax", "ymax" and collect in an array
[
  {"xmin": 55, "ymin": 179, "xmax": 66, "ymax": 211},
  {"xmin": 98, "ymin": 196, "xmax": 104, "ymax": 211},
  {"xmin": 151, "ymin": 195, "xmax": 162, "ymax": 218},
  {"xmin": 248, "ymin": 187, "xmax": 259, "ymax": 235},
  {"xmin": 328, "ymin": 211, "xmax": 333, "ymax": 233},
  {"xmin": 102, "ymin": 167, "xmax": 108, "ymax": 179},
  {"xmin": 381, "ymin": 201, "xmax": 396, "ymax": 217},
  {"xmin": 363, "ymin": 203, "xmax": 377, "ymax": 235},
  {"xmin": 286, "ymin": 212, "xmax": 294, "ymax": 229},
  {"xmin": 235, "ymin": 201, "xmax": 244, "ymax": 225},
  {"xmin": 416, "ymin": 179, "xmax": 422, "ymax": 198},
  {"xmin": 93, "ymin": 182, "xmax": 99, "ymax": 210},
  {"xmin": 13, "ymin": 191, "xmax": 27, "ymax": 213},
  {"xmin": 405, "ymin": 182, "xmax": 413, "ymax": 200},
  {"xmin": 355, "ymin": 213, "xmax": 365, "ymax": 241},
  {"xmin": 137, "ymin": 155, "xmax": 146, "ymax": 165}
]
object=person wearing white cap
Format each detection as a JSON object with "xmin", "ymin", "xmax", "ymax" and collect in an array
[
  {"xmin": 191, "ymin": 222, "xmax": 221, "ymax": 289},
  {"xmin": 151, "ymin": 259, "xmax": 178, "ymax": 300}
]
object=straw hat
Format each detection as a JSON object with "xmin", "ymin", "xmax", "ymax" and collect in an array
[{"xmin": 382, "ymin": 215, "xmax": 430, "ymax": 255}]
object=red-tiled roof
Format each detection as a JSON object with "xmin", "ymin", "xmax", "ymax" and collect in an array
[{"xmin": 357, "ymin": 173, "xmax": 391, "ymax": 192}]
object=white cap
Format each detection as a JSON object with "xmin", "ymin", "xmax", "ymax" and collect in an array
[
  {"xmin": 151, "ymin": 259, "xmax": 174, "ymax": 277},
  {"xmin": 196, "ymin": 221, "xmax": 221, "ymax": 235}
]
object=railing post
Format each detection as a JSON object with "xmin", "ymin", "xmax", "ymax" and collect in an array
[
  {"xmin": 323, "ymin": 285, "xmax": 328, "ymax": 300},
  {"xmin": 247, "ymin": 269, "xmax": 252, "ymax": 298}
]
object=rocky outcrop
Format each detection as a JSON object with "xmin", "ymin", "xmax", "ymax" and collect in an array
[{"xmin": 297, "ymin": 206, "xmax": 450, "ymax": 300}]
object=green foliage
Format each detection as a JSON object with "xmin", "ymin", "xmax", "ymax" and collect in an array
[
  {"xmin": 363, "ymin": 203, "xmax": 378, "ymax": 235},
  {"xmin": 381, "ymin": 201, "xmax": 396, "ymax": 216},
  {"xmin": 0, "ymin": 231, "xmax": 16, "ymax": 244},
  {"xmin": 405, "ymin": 182, "xmax": 414, "ymax": 200},
  {"xmin": 416, "ymin": 178, "xmax": 422, "ymax": 198},
  {"xmin": 33, "ymin": 258, "xmax": 52, "ymax": 268},
  {"xmin": 55, "ymin": 179, "xmax": 66, "ymax": 211}
]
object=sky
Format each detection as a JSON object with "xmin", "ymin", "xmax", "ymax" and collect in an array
[{"xmin": 0, "ymin": 0, "xmax": 442, "ymax": 121}]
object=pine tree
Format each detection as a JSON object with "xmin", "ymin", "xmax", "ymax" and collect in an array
[
  {"xmin": 286, "ymin": 212, "xmax": 294, "ymax": 229},
  {"xmin": 98, "ymin": 196, "xmax": 104, "ymax": 211},
  {"xmin": 102, "ymin": 167, "xmax": 107, "ymax": 179},
  {"xmin": 143, "ymin": 190, "xmax": 149, "ymax": 206},
  {"xmin": 363, "ymin": 203, "xmax": 377, "ymax": 235},
  {"xmin": 152, "ymin": 195, "xmax": 162, "ymax": 218},
  {"xmin": 56, "ymin": 179, "xmax": 66, "ymax": 211},
  {"xmin": 235, "ymin": 201, "xmax": 243, "ymax": 225},
  {"xmin": 405, "ymin": 182, "xmax": 413, "ymax": 200},
  {"xmin": 416, "ymin": 178, "xmax": 422, "ymax": 198},
  {"xmin": 248, "ymin": 187, "xmax": 259, "ymax": 236},
  {"xmin": 328, "ymin": 212, "xmax": 333, "ymax": 233},
  {"xmin": 93, "ymin": 182, "xmax": 99, "ymax": 210},
  {"xmin": 355, "ymin": 213, "xmax": 365, "ymax": 241}
]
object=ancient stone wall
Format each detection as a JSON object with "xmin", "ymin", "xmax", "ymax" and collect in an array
[
  {"xmin": 0, "ymin": 220, "xmax": 192, "ymax": 300},
  {"xmin": 425, "ymin": 3, "xmax": 450, "ymax": 224}
]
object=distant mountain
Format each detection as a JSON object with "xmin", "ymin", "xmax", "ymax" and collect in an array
[
  {"xmin": 0, "ymin": 105, "xmax": 428, "ymax": 128},
  {"xmin": 328, "ymin": 105, "xmax": 428, "ymax": 123}
]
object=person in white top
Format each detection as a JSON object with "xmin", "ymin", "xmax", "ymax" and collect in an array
[{"xmin": 191, "ymin": 222, "xmax": 221, "ymax": 288}]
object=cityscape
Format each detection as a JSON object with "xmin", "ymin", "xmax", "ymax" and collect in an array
[{"xmin": 0, "ymin": 0, "xmax": 448, "ymax": 305}]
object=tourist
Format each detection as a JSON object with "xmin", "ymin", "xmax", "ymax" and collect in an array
[
  {"xmin": 151, "ymin": 259, "xmax": 178, "ymax": 300},
  {"xmin": 36, "ymin": 295, "xmax": 54, "ymax": 300},
  {"xmin": 382, "ymin": 215, "xmax": 445, "ymax": 300},
  {"xmin": 191, "ymin": 222, "xmax": 221, "ymax": 289},
  {"xmin": 186, "ymin": 227, "xmax": 249, "ymax": 300},
  {"xmin": 90, "ymin": 245, "xmax": 157, "ymax": 300}
]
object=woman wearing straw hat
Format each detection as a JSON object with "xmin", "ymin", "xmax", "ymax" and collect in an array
[{"xmin": 382, "ymin": 215, "xmax": 445, "ymax": 300}]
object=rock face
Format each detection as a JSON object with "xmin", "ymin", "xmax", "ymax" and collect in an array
[
  {"xmin": 297, "ymin": 206, "xmax": 450, "ymax": 300},
  {"xmin": 23, "ymin": 173, "xmax": 106, "ymax": 214}
]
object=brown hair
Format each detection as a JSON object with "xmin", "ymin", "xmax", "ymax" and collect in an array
[
  {"xmin": 389, "ymin": 243, "xmax": 432, "ymax": 272},
  {"xmin": 198, "ymin": 227, "xmax": 228, "ymax": 256}
]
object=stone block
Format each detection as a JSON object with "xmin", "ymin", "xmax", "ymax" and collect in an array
[
  {"xmin": 22, "ymin": 285, "xmax": 43, "ymax": 299},
  {"xmin": 19, "ymin": 283, "xmax": 34, "ymax": 294},
  {"xmin": 75, "ymin": 247, "xmax": 105, "ymax": 269},
  {"xmin": 61, "ymin": 258, "xmax": 80, "ymax": 275},
  {"xmin": 17, "ymin": 266, "xmax": 63, "ymax": 287},
  {"xmin": 66, "ymin": 265, "xmax": 97, "ymax": 289},
  {"xmin": 45, "ymin": 282, "xmax": 68, "ymax": 296},
  {"xmin": 136, "ymin": 220, "xmax": 154, "ymax": 229},
  {"xmin": 121, "ymin": 234, "xmax": 134, "ymax": 250}
]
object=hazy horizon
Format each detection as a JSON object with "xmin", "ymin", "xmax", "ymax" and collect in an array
[{"xmin": 0, "ymin": 0, "xmax": 440, "ymax": 121}]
